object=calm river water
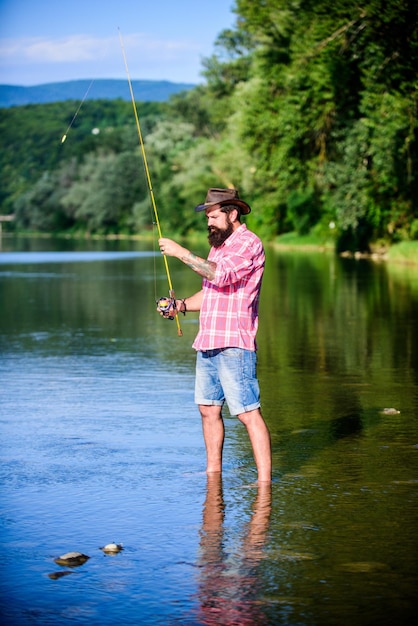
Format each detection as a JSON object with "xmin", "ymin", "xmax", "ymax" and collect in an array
[{"xmin": 0, "ymin": 236, "xmax": 417, "ymax": 625}]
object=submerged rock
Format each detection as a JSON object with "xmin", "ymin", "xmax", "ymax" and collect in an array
[
  {"xmin": 48, "ymin": 570, "xmax": 75, "ymax": 580},
  {"xmin": 100, "ymin": 543, "xmax": 124, "ymax": 554},
  {"xmin": 54, "ymin": 551, "xmax": 90, "ymax": 567}
]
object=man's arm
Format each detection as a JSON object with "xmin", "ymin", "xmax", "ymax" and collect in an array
[
  {"xmin": 158, "ymin": 238, "xmax": 216, "ymax": 281},
  {"xmin": 181, "ymin": 250, "xmax": 216, "ymax": 281},
  {"xmin": 176, "ymin": 290, "xmax": 203, "ymax": 313}
]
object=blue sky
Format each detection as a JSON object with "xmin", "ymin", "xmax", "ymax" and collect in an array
[{"xmin": 0, "ymin": 0, "xmax": 237, "ymax": 85}]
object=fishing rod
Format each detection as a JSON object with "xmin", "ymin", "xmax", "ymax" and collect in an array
[
  {"xmin": 61, "ymin": 79, "xmax": 95, "ymax": 143},
  {"xmin": 118, "ymin": 28, "xmax": 182, "ymax": 337}
]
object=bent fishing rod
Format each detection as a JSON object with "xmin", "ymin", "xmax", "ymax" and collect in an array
[{"xmin": 118, "ymin": 28, "xmax": 182, "ymax": 337}]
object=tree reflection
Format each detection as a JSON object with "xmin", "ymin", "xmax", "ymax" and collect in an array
[{"xmin": 195, "ymin": 475, "xmax": 272, "ymax": 625}]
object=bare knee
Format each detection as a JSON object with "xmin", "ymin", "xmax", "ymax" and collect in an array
[
  {"xmin": 237, "ymin": 408, "xmax": 264, "ymax": 427},
  {"xmin": 199, "ymin": 404, "xmax": 223, "ymax": 421}
]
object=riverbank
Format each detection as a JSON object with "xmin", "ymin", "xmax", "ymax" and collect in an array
[
  {"xmin": 2, "ymin": 230, "xmax": 418, "ymax": 266},
  {"xmin": 385, "ymin": 241, "xmax": 418, "ymax": 265},
  {"xmin": 272, "ymin": 232, "xmax": 418, "ymax": 266}
]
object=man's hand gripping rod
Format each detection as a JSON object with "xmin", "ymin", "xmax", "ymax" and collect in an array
[{"xmin": 156, "ymin": 296, "xmax": 177, "ymax": 319}]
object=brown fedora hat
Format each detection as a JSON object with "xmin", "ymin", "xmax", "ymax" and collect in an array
[{"xmin": 194, "ymin": 188, "xmax": 251, "ymax": 214}]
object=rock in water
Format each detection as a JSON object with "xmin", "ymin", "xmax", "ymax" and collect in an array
[
  {"xmin": 100, "ymin": 543, "xmax": 124, "ymax": 554},
  {"xmin": 54, "ymin": 552, "xmax": 90, "ymax": 567}
]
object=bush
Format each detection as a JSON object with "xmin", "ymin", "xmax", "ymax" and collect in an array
[{"xmin": 286, "ymin": 188, "xmax": 321, "ymax": 235}]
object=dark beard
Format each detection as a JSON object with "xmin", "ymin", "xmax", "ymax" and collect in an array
[{"xmin": 208, "ymin": 221, "xmax": 234, "ymax": 247}]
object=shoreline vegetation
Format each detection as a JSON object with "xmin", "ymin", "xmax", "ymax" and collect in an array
[
  {"xmin": 273, "ymin": 233, "xmax": 418, "ymax": 266},
  {"xmin": 1, "ymin": 2, "xmax": 416, "ymax": 254},
  {"xmin": 2, "ymin": 230, "xmax": 418, "ymax": 266}
]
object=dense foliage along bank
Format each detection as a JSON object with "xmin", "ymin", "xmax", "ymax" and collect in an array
[{"xmin": 1, "ymin": 0, "xmax": 417, "ymax": 252}]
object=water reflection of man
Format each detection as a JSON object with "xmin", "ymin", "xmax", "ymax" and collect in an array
[
  {"xmin": 195, "ymin": 474, "xmax": 272, "ymax": 624},
  {"xmin": 158, "ymin": 188, "xmax": 271, "ymax": 483}
]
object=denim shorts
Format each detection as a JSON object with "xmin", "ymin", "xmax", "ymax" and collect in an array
[{"xmin": 194, "ymin": 348, "xmax": 261, "ymax": 416}]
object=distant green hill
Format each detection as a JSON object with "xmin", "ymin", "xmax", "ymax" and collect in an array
[{"xmin": 0, "ymin": 79, "xmax": 196, "ymax": 107}]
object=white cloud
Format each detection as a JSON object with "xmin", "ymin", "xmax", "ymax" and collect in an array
[
  {"xmin": 28, "ymin": 36, "xmax": 110, "ymax": 63},
  {"xmin": 0, "ymin": 32, "xmax": 200, "ymax": 64},
  {"xmin": 0, "ymin": 32, "xmax": 204, "ymax": 84}
]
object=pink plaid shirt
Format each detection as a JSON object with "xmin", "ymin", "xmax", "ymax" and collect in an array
[{"xmin": 192, "ymin": 224, "xmax": 265, "ymax": 352}]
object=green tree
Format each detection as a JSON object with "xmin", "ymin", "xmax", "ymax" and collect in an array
[
  {"xmin": 14, "ymin": 159, "xmax": 78, "ymax": 230},
  {"xmin": 61, "ymin": 150, "xmax": 148, "ymax": 233},
  {"xmin": 217, "ymin": 0, "xmax": 418, "ymax": 245},
  {"xmin": 2, "ymin": 0, "xmax": 417, "ymax": 249},
  {"xmin": 0, "ymin": 100, "xmax": 164, "ymax": 215}
]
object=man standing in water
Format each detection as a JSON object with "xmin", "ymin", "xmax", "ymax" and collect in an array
[{"xmin": 158, "ymin": 188, "xmax": 271, "ymax": 483}]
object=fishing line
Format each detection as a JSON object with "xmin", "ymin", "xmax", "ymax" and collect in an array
[
  {"xmin": 118, "ymin": 28, "xmax": 182, "ymax": 337},
  {"xmin": 61, "ymin": 79, "xmax": 95, "ymax": 143}
]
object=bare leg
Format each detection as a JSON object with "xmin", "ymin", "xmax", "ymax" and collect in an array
[
  {"xmin": 237, "ymin": 408, "xmax": 272, "ymax": 482},
  {"xmin": 199, "ymin": 404, "xmax": 225, "ymax": 474}
]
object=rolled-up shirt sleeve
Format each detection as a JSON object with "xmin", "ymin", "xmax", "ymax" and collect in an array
[{"xmin": 211, "ymin": 253, "xmax": 254, "ymax": 287}]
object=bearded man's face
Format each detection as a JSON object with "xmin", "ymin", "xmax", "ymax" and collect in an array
[{"xmin": 207, "ymin": 213, "xmax": 234, "ymax": 247}]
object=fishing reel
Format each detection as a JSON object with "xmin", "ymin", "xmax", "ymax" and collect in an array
[{"xmin": 156, "ymin": 296, "xmax": 177, "ymax": 320}]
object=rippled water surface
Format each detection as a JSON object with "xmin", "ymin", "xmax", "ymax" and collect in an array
[{"xmin": 1, "ymin": 236, "xmax": 417, "ymax": 625}]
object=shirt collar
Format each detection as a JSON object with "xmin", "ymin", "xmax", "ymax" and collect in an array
[{"xmin": 220, "ymin": 223, "xmax": 246, "ymax": 248}]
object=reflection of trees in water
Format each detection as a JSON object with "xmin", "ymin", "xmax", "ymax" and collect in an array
[
  {"xmin": 261, "ymin": 252, "xmax": 418, "ymax": 393},
  {"xmin": 195, "ymin": 475, "xmax": 272, "ymax": 625}
]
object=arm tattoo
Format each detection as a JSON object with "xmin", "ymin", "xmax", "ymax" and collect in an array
[{"xmin": 181, "ymin": 252, "xmax": 216, "ymax": 280}]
